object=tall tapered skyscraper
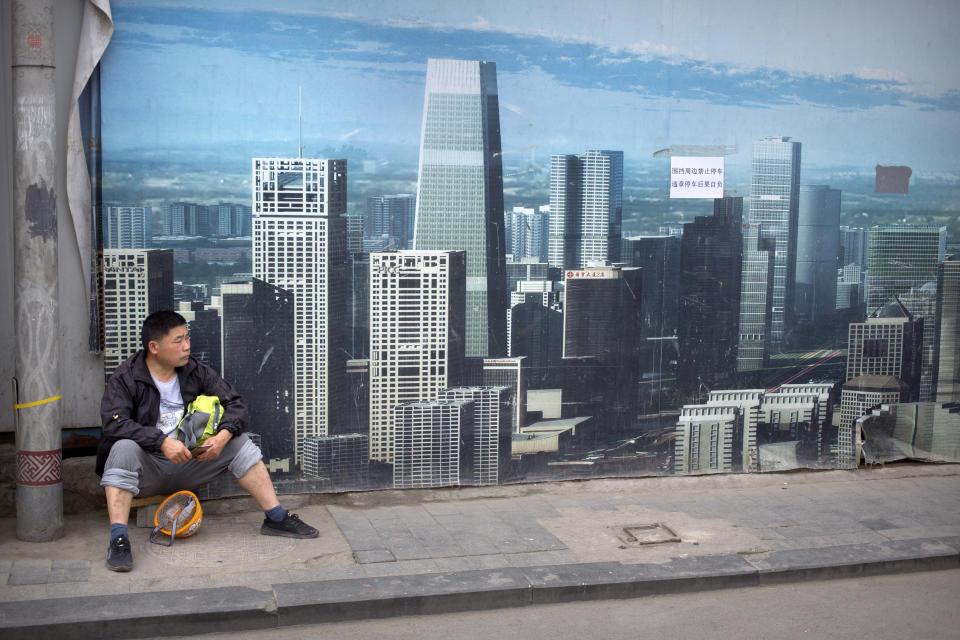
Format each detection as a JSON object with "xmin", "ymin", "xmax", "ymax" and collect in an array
[
  {"xmin": 413, "ymin": 58, "xmax": 507, "ymax": 358},
  {"xmin": 741, "ymin": 136, "xmax": 801, "ymax": 357},
  {"xmin": 252, "ymin": 157, "xmax": 350, "ymax": 463}
]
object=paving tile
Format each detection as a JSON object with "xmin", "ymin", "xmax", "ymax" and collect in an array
[
  {"xmin": 389, "ymin": 545, "xmax": 433, "ymax": 561},
  {"xmin": 0, "ymin": 584, "xmax": 49, "ymax": 602},
  {"xmin": 47, "ymin": 560, "xmax": 90, "ymax": 584},
  {"xmin": 425, "ymin": 545, "xmax": 466, "ymax": 559},
  {"xmin": 354, "ymin": 549, "xmax": 396, "ymax": 564},
  {"xmin": 7, "ymin": 559, "xmax": 52, "ymax": 586}
]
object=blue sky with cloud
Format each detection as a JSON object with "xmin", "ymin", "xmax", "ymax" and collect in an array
[{"xmin": 101, "ymin": 0, "xmax": 960, "ymax": 173}]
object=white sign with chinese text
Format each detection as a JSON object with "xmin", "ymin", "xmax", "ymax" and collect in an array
[
  {"xmin": 669, "ymin": 156, "xmax": 724, "ymax": 199},
  {"xmin": 565, "ymin": 269, "xmax": 618, "ymax": 280}
]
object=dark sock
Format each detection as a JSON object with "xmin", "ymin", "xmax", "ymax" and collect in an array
[
  {"xmin": 265, "ymin": 505, "xmax": 286, "ymax": 522},
  {"xmin": 111, "ymin": 523, "xmax": 128, "ymax": 541}
]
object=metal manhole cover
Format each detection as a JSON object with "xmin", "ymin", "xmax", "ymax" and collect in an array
[
  {"xmin": 145, "ymin": 524, "xmax": 296, "ymax": 568},
  {"xmin": 616, "ymin": 523, "xmax": 681, "ymax": 547}
]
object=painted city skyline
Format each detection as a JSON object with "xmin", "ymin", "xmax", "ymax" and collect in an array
[{"xmin": 95, "ymin": 1, "xmax": 960, "ymax": 491}]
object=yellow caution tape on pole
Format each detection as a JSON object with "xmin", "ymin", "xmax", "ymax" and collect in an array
[{"xmin": 14, "ymin": 394, "xmax": 61, "ymax": 409}]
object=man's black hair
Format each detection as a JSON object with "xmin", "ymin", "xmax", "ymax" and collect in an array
[{"xmin": 141, "ymin": 310, "xmax": 187, "ymax": 353}]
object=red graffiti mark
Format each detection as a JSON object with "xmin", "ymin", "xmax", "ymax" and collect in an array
[{"xmin": 27, "ymin": 33, "xmax": 42, "ymax": 49}]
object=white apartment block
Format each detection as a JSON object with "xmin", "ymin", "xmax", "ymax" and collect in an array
[
  {"xmin": 104, "ymin": 205, "xmax": 150, "ymax": 249},
  {"xmin": 368, "ymin": 250, "xmax": 466, "ymax": 463},
  {"xmin": 675, "ymin": 384, "xmax": 835, "ymax": 473},
  {"xmin": 101, "ymin": 249, "xmax": 173, "ymax": 377},
  {"xmin": 252, "ymin": 157, "xmax": 348, "ymax": 463},
  {"xmin": 438, "ymin": 386, "xmax": 511, "ymax": 485},
  {"xmin": 393, "ymin": 400, "xmax": 473, "ymax": 489},
  {"xmin": 675, "ymin": 403, "xmax": 744, "ymax": 474}
]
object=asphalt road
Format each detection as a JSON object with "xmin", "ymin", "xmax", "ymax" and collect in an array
[{"xmin": 153, "ymin": 568, "xmax": 960, "ymax": 640}]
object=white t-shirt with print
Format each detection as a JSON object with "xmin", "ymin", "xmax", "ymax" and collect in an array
[{"xmin": 151, "ymin": 373, "xmax": 184, "ymax": 437}]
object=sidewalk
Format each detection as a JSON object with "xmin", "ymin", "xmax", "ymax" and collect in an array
[{"xmin": 1, "ymin": 463, "xmax": 958, "ymax": 638}]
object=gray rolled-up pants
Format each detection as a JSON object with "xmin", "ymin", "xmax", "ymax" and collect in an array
[{"xmin": 99, "ymin": 434, "xmax": 263, "ymax": 497}]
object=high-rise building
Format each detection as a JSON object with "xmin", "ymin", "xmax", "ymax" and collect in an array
[
  {"xmin": 413, "ymin": 58, "xmax": 506, "ymax": 358},
  {"xmin": 548, "ymin": 150, "xmax": 624, "ymax": 270},
  {"xmin": 836, "ymin": 263, "xmax": 863, "ymax": 312},
  {"xmin": 209, "ymin": 203, "xmax": 249, "ymax": 237},
  {"xmin": 178, "ymin": 301, "xmax": 221, "ymax": 375},
  {"xmin": 840, "ymin": 226, "xmax": 868, "ymax": 271},
  {"xmin": 221, "ymin": 279, "xmax": 295, "ymax": 467},
  {"xmin": 366, "ymin": 194, "xmax": 415, "ymax": 250},
  {"xmin": 368, "ymin": 250, "xmax": 466, "ymax": 463},
  {"xmin": 865, "ymin": 225, "xmax": 946, "ymax": 314},
  {"xmin": 676, "ymin": 384, "xmax": 834, "ymax": 474},
  {"xmin": 393, "ymin": 400, "xmax": 473, "ymax": 489},
  {"xmin": 846, "ymin": 299, "xmax": 923, "ymax": 401},
  {"xmin": 437, "ymin": 386, "xmax": 512, "ymax": 485},
  {"xmin": 736, "ymin": 223, "xmax": 776, "ymax": 371},
  {"xmin": 563, "ymin": 266, "xmax": 642, "ymax": 363},
  {"xmin": 795, "ymin": 185, "xmax": 840, "ymax": 322},
  {"xmin": 301, "ymin": 434, "xmax": 369, "ymax": 490},
  {"xmin": 510, "ymin": 206, "xmax": 550, "ymax": 263},
  {"xmin": 252, "ymin": 157, "xmax": 350, "ymax": 462},
  {"xmin": 350, "ymin": 252, "xmax": 370, "ymax": 359},
  {"xmin": 745, "ymin": 136, "xmax": 801, "ymax": 353},
  {"xmin": 509, "ymin": 286, "xmax": 563, "ymax": 370},
  {"xmin": 563, "ymin": 265, "xmax": 642, "ymax": 426},
  {"xmin": 838, "ymin": 375, "xmax": 905, "ymax": 467},
  {"xmin": 621, "ymin": 234, "xmax": 681, "ymax": 378},
  {"xmin": 345, "ymin": 212, "xmax": 365, "ymax": 255},
  {"xmin": 345, "ymin": 359, "xmax": 370, "ymax": 437},
  {"xmin": 464, "ymin": 357, "xmax": 527, "ymax": 433},
  {"xmin": 621, "ymin": 235, "xmax": 681, "ymax": 336},
  {"xmin": 899, "ymin": 283, "xmax": 938, "ymax": 402},
  {"xmin": 104, "ymin": 205, "xmax": 150, "ymax": 248},
  {"xmin": 934, "ymin": 257, "xmax": 960, "ymax": 402},
  {"xmin": 162, "ymin": 202, "xmax": 203, "ymax": 236},
  {"xmin": 101, "ymin": 249, "xmax": 174, "ymax": 377},
  {"xmin": 678, "ymin": 198, "xmax": 743, "ymax": 392},
  {"xmin": 506, "ymin": 258, "xmax": 550, "ymax": 295},
  {"xmin": 674, "ymin": 403, "xmax": 745, "ymax": 474}
]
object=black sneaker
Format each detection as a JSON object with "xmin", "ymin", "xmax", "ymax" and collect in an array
[
  {"xmin": 107, "ymin": 534, "xmax": 134, "ymax": 572},
  {"xmin": 260, "ymin": 512, "xmax": 319, "ymax": 539}
]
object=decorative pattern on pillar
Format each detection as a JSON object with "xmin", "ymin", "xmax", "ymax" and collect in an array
[{"xmin": 17, "ymin": 450, "xmax": 63, "ymax": 486}]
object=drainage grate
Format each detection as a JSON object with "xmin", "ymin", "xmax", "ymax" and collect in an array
[{"xmin": 616, "ymin": 523, "xmax": 681, "ymax": 547}]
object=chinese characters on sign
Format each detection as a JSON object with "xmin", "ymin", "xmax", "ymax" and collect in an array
[
  {"xmin": 565, "ymin": 270, "xmax": 618, "ymax": 279},
  {"xmin": 669, "ymin": 156, "xmax": 724, "ymax": 199}
]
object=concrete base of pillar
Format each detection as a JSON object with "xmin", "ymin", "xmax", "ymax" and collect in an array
[{"xmin": 16, "ymin": 483, "xmax": 64, "ymax": 541}]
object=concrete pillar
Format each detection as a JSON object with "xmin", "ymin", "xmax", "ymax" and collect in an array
[{"xmin": 12, "ymin": 0, "xmax": 63, "ymax": 541}]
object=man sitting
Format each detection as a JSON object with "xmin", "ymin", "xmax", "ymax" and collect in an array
[{"xmin": 97, "ymin": 310, "xmax": 318, "ymax": 572}]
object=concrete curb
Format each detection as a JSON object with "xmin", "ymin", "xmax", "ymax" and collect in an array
[{"xmin": 1, "ymin": 537, "xmax": 958, "ymax": 639}]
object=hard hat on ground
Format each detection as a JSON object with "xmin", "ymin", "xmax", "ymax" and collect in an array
[{"xmin": 150, "ymin": 490, "xmax": 202, "ymax": 546}]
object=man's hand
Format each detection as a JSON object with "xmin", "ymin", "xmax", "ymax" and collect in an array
[
  {"xmin": 160, "ymin": 437, "xmax": 192, "ymax": 464},
  {"xmin": 193, "ymin": 429, "xmax": 232, "ymax": 462}
]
